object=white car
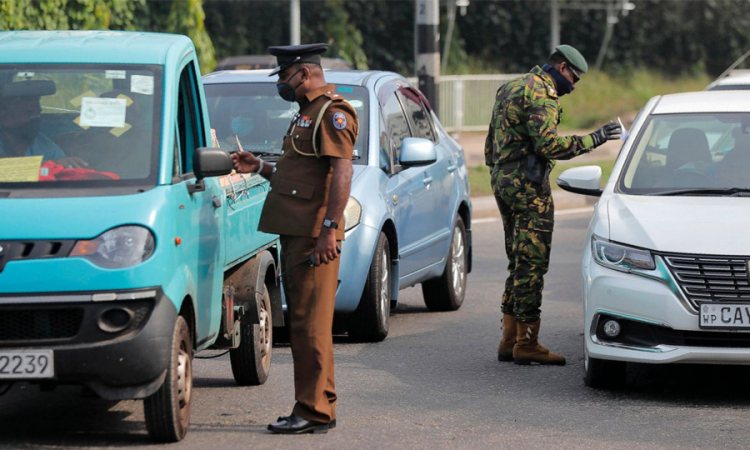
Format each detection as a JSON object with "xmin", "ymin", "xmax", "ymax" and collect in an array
[{"xmin": 557, "ymin": 91, "xmax": 750, "ymax": 389}]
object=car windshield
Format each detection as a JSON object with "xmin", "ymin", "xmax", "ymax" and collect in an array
[
  {"xmin": 0, "ymin": 64, "xmax": 162, "ymax": 191},
  {"xmin": 204, "ymin": 82, "xmax": 368, "ymax": 164},
  {"xmin": 618, "ymin": 113, "xmax": 750, "ymax": 195}
]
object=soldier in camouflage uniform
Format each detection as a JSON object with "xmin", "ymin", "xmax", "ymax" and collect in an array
[{"xmin": 485, "ymin": 45, "xmax": 621, "ymax": 365}]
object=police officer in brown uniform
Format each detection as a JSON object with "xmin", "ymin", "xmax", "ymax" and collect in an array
[{"xmin": 230, "ymin": 43, "xmax": 358, "ymax": 434}]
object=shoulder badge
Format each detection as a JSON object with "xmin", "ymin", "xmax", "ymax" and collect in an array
[
  {"xmin": 332, "ymin": 111, "xmax": 347, "ymax": 130},
  {"xmin": 545, "ymin": 82, "xmax": 556, "ymax": 97}
]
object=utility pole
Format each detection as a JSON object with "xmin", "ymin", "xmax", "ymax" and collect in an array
[
  {"xmin": 416, "ymin": 0, "xmax": 439, "ymax": 115},
  {"xmin": 290, "ymin": 0, "xmax": 300, "ymax": 45},
  {"xmin": 550, "ymin": 0, "xmax": 560, "ymax": 54}
]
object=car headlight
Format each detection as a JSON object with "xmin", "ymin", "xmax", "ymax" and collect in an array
[
  {"xmin": 70, "ymin": 226, "xmax": 156, "ymax": 268},
  {"xmin": 591, "ymin": 235, "xmax": 655, "ymax": 272},
  {"xmin": 344, "ymin": 196, "xmax": 362, "ymax": 231}
]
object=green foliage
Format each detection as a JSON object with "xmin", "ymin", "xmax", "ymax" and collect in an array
[
  {"xmin": 164, "ymin": 0, "xmax": 216, "ymax": 74},
  {"xmin": 0, "ymin": 0, "xmax": 144, "ymax": 31},
  {"xmin": 558, "ymin": 69, "xmax": 712, "ymax": 129}
]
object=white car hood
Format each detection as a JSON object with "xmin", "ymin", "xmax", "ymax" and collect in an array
[{"xmin": 607, "ymin": 194, "xmax": 750, "ymax": 255}]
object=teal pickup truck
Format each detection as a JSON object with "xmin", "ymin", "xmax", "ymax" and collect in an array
[{"xmin": 0, "ymin": 31, "xmax": 280, "ymax": 442}]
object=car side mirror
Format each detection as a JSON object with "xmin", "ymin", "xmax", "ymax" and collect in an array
[
  {"xmin": 556, "ymin": 166, "xmax": 603, "ymax": 197},
  {"xmin": 193, "ymin": 147, "xmax": 233, "ymax": 180},
  {"xmin": 399, "ymin": 137, "xmax": 437, "ymax": 168}
]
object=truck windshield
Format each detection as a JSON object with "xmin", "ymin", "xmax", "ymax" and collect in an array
[
  {"xmin": 0, "ymin": 64, "xmax": 162, "ymax": 192},
  {"xmin": 204, "ymin": 82, "xmax": 368, "ymax": 164},
  {"xmin": 618, "ymin": 113, "xmax": 750, "ymax": 195}
]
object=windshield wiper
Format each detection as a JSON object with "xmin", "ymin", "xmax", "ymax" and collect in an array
[{"xmin": 648, "ymin": 187, "xmax": 750, "ymax": 197}]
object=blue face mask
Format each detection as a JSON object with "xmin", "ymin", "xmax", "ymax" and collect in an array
[
  {"xmin": 543, "ymin": 64, "xmax": 575, "ymax": 96},
  {"xmin": 231, "ymin": 116, "xmax": 254, "ymax": 137}
]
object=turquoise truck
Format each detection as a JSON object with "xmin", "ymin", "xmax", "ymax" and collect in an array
[{"xmin": 0, "ymin": 31, "xmax": 281, "ymax": 442}]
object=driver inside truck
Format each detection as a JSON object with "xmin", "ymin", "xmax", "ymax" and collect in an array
[{"xmin": 0, "ymin": 80, "xmax": 86, "ymax": 168}]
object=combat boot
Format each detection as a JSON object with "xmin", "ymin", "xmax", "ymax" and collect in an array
[
  {"xmin": 513, "ymin": 319, "xmax": 566, "ymax": 366},
  {"xmin": 497, "ymin": 314, "xmax": 516, "ymax": 361}
]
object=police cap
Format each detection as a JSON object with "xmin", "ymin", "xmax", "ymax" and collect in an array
[
  {"xmin": 268, "ymin": 43, "xmax": 329, "ymax": 76},
  {"xmin": 553, "ymin": 44, "xmax": 588, "ymax": 74}
]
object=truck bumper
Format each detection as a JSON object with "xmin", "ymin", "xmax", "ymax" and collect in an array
[{"xmin": 0, "ymin": 288, "xmax": 176, "ymax": 400}]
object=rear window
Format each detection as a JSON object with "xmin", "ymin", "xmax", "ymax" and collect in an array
[{"xmin": 204, "ymin": 82, "xmax": 368, "ymax": 164}]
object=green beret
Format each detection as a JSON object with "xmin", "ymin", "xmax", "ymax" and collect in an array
[{"xmin": 554, "ymin": 44, "xmax": 588, "ymax": 73}]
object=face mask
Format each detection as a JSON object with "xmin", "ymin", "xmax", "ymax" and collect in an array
[
  {"xmin": 543, "ymin": 64, "xmax": 575, "ymax": 96},
  {"xmin": 276, "ymin": 69, "xmax": 303, "ymax": 102},
  {"xmin": 231, "ymin": 116, "xmax": 254, "ymax": 137},
  {"xmin": 4, "ymin": 117, "xmax": 41, "ymax": 141}
]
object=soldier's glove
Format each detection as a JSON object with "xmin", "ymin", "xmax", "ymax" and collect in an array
[{"xmin": 590, "ymin": 121, "xmax": 622, "ymax": 147}]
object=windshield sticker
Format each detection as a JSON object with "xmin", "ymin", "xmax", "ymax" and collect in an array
[
  {"xmin": 69, "ymin": 90, "xmax": 97, "ymax": 107},
  {"xmin": 0, "ymin": 156, "xmax": 43, "ymax": 182},
  {"xmin": 79, "ymin": 97, "xmax": 127, "ymax": 128},
  {"xmin": 131, "ymin": 75, "xmax": 154, "ymax": 95},
  {"xmin": 105, "ymin": 70, "xmax": 127, "ymax": 80}
]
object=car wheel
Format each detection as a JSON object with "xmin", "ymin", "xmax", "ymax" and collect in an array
[
  {"xmin": 348, "ymin": 232, "xmax": 390, "ymax": 342},
  {"xmin": 422, "ymin": 216, "xmax": 467, "ymax": 311},
  {"xmin": 230, "ymin": 283, "xmax": 272, "ymax": 386},
  {"xmin": 583, "ymin": 346, "xmax": 626, "ymax": 389},
  {"xmin": 144, "ymin": 315, "xmax": 193, "ymax": 442}
]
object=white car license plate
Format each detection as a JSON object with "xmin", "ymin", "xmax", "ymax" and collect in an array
[
  {"xmin": 0, "ymin": 350, "xmax": 54, "ymax": 379},
  {"xmin": 699, "ymin": 303, "xmax": 750, "ymax": 329}
]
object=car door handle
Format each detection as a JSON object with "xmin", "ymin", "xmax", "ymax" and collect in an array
[
  {"xmin": 447, "ymin": 164, "xmax": 457, "ymax": 173},
  {"xmin": 423, "ymin": 176, "xmax": 433, "ymax": 186}
]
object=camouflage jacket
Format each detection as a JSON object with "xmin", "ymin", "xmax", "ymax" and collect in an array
[{"xmin": 484, "ymin": 66, "xmax": 595, "ymax": 168}]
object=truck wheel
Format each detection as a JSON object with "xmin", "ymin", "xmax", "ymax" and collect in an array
[
  {"xmin": 230, "ymin": 284, "xmax": 272, "ymax": 386},
  {"xmin": 348, "ymin": 232, "xmax": 390, "ymax": 342},
  {"xmin": 422, "ymin": 216, "xmax": 467, "ymax": 311},
  {"xmin": 584, "ymin": 347, "xmax": 626, "ymax": 389},
  {"xmin": 144, "ymin": 315, "xmax": 193, "ymax": 442}
]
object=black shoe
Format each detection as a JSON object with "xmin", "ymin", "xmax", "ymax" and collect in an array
[
  {"xmin": 276, "ymin": 416, "xmax": 336, "ymax": 429},
  {"xmin": 267, "ymin": 414, "xmax": 330, "ymax": 434}
]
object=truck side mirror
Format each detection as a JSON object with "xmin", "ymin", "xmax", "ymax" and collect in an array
[{"xmin": 193, "ymin": 147, "xmax": 233, "ymax": 180}]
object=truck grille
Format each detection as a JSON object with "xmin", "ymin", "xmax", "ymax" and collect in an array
[
  {"xmin": 661, "ymin": 253, "xmax": 750, "ymax": 308},
  {"xmin": 0, "ymin": 308, "xmax": 84, "ymax": 342}
]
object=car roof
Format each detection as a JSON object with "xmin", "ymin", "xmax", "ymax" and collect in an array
[
  {"xmin": 202, "ymin": 69, "xmax": 403, "ymax": 88},
  {"xmin": 0, "ymin": 30, "xmax": 193, "ymax": 65},
  {"xmin": 652, "ymin": 91, "xmax": 750, "ymax": 114},
  {"xmin": 706, "ymin": 72, "xmax": 750, "ymax": 90}
]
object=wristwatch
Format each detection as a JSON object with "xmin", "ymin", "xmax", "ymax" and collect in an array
[{"xmin": 322, "ymin": 218, "xmax": 339, "ymax": 229}]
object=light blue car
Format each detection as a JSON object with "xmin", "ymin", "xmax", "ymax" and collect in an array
[{"xmin": 203, "ymin": 70, "xmax": 473, "ymax": 341}]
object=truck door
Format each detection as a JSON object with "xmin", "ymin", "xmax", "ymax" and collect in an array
[{"xmin": 172, "ymin": 61, "xmax": 224, "ymax": 346}]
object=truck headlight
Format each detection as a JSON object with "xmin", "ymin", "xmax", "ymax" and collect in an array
[
  {"xmin": 70, "ymin": 226, "xmax": 155, "ymax": 268},
  {"xmin": 592, "ymin": 235, "xmax": 655, "ymax": 272},
  {"xmin": 344, "ymin": 196, "xmax": 362, "ymax": 231}
]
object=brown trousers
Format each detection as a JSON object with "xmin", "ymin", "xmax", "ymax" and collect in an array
[{"xmin": 279, "ymin": 235, "xmax": 339, "ymax": 423}]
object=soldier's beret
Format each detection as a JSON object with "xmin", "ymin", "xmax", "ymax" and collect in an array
[
  {"xmin": 268, "ymin": 43, "xmax": 329, "ymax": 76},
  {"xmin": 553, "ymin": 44, "xmax": 588, "ymax": 74}
]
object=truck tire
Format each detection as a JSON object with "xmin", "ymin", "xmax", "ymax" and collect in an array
[
  {"xmin": 348, "ymin": 232, "xmax": 390, "ymax": 342},
  {"xmin": 422, "ymin": 216, "xmax": 467, "ymax": 311},
  {"xmin": 230, "ymin": 284, "xmax": 272, "ymax": 386},
  {"xmin": 144, "ymin": 315, "xmax": 193, "ymax": 442}
]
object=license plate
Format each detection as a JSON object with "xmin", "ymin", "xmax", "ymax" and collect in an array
[
  {"xmin": 0, "ymin": 350, "xmax": 54, "ymax": 379},
  {"xmin": 699, "ymin": 303, "xmax": 750, "ymax": 329}
]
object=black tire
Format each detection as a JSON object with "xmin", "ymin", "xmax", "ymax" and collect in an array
[
  {"xmin": 230, "ymin": 284, "xmax": 272, "ymax": 386},
  {"xmin": 583, "ymin": 347, "xmax": 627, "ymax": 389},
  {"xmin": 348, "ymin": 232, "xmax": 391, "ymax": 342},
  {"xmin": 422, "ymin": 216, "xmax": 468, "ymax": 311},
  {"xmin": 144, "ymin": 315, "xmax": 193, "ymax": 442}
]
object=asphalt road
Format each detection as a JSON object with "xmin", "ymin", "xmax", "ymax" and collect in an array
[{"xmin": 2, "ymin": 210, "xmax": 750, "ymax": 449}]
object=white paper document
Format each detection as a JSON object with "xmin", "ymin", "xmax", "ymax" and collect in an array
[
  {"xmin": 79, "ymin": 97, "xmax": 127, "ymax": 128},
  {"xmin": 131, "ymin": 75, "xmax": 154, "ymax": 95}
]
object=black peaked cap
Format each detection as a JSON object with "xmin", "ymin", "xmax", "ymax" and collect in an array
[{"xmin": 267, "ymin": 43, "xmax": 329, "ymax": 76}]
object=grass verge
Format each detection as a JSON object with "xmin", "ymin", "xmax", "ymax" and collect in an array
[{"xmin": 468, "ymin": 159, "xmax": 616, "ymax": 197}]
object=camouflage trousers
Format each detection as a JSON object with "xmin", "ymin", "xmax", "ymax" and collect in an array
[{"xmin": 491, "ymin": 163, "xmax": 554, "ymax": 323}]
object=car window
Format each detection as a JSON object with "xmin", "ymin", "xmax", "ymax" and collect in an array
[
  {"xmin": 398, "ymin": 88, "xmax": 436, "ymax": 142},
  {"xmin": 0, "ymin": 64, "xmax": 162, "ymax": 190},
  {"xmin": 619, "ymin": 113, "xmax": 750, "ymax": 193},
  {"xmin": 204, "ymin": 83, "xmax": 368, "ymax": 164},
  {"xmin": 380, "ymin": 90, "xmax": 410, "ymax": 163}
]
